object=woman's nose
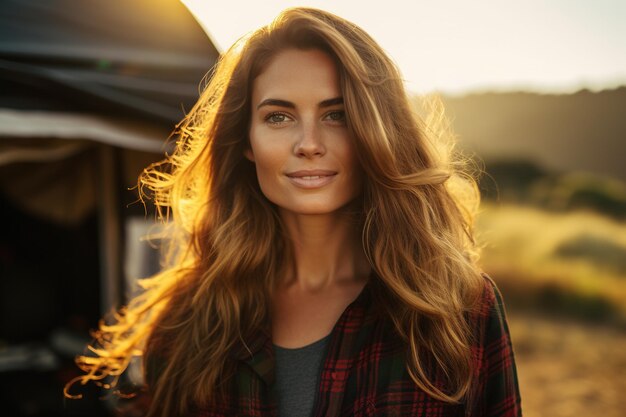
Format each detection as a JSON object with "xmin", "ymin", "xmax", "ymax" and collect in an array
[{"xmin": 293, "ymin": 121, "xmax": 326, "ymax": 158}]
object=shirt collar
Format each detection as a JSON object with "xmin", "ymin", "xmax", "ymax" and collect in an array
[{"xmin": 234, "ymin": 272, "xmax": 376, "ymax": 386}]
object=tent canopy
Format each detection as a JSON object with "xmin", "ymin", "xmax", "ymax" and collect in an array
[
  {"xmin": 0, "ymin": 0, "xmax": 219, "ymax": 124},
  {"xmin": 0, "ymin": 0, "xmax": 220, "ymax": 223}
]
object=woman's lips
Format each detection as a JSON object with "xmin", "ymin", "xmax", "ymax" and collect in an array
[{"xmin": 285, "ymin": 170, "xmax": 338, "ymax": 189}]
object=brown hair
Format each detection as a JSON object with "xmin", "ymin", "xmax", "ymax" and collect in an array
[{"xmin": 66, "ymin": 7, "xmax": 483, "ymax": 416}]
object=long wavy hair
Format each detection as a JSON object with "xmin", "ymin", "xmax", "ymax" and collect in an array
[{"xmin": 66, "ymin": 7, "xmax": 484, "ymax": 417}]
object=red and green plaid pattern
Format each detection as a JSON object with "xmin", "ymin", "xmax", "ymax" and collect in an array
[{"xmin": 192, "ymin": 273, "xmax": 521, "ymax": 416}]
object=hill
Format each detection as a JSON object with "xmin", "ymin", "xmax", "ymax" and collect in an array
[{"xmin": 433, "ymin": 87, "xmax": 626, "ymax": 180}]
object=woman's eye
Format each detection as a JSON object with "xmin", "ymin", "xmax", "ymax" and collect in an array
[
  {"xmin": 325, "ymin": 110, "xmax": 346, "ymax": 123},
  {"xmin": 265, "ymin": 112, "xmax": 291, "ymax": 124}
]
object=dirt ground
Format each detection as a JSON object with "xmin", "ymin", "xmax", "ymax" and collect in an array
[{"xmin": 507, "ymin": 310, "xmax": 626, "ymax": 417}]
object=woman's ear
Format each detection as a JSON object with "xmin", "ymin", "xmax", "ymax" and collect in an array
[{"xmin": 244, "ymin": 147, "xmax": 255, "ymax": 162}]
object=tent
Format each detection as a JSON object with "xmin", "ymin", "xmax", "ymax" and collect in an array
[
  {"xmin": 0, "ymin": 0, "xmax": 218, "ymax": 311},
  {"xmin": 0, "ymin": 1, "xmax": 218, "ymax": 413}
]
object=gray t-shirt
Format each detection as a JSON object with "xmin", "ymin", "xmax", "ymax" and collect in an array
[{"xmin": 273, "ymin": 334, "xmax": 332, "ymax": 417}]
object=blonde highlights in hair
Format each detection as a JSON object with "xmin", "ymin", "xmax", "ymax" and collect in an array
[{"xmin": 66, "ymin": 7, "xmax": 484, "ymax": 416}]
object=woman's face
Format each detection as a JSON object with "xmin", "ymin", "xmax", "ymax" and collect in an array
[{"xmin": 246, "ymin": 48, "xmax": 363, "ymax": 216}]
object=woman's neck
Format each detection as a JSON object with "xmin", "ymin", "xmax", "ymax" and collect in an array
[{"xmin": 278, "ymin": 208, "xmax": 370, "ymax": 293}]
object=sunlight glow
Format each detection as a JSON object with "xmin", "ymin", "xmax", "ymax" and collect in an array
[{"xmin": 182, "ymin": 0, "xmax": 626, "ymax": 94}]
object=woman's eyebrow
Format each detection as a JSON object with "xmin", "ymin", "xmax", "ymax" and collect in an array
[
  {"xmin": 256, "ymin": 97, "xmax": 344, "ymax": 110},
  {"xmin": 319, "ymin": 97, "xmax": 343, "ymax": 108},
  {"xmin": 257, "ymin": 98, "xmax": 294, "ymax": 110}
]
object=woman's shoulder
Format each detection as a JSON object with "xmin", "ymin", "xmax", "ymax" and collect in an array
[
  {"xmin": 467, "ymin": 273, "xmax": 522, "ymax": 416},
  {"xmin": 471, "ymin": 272, "xmax": 508, "ymax": 320},
  {"xmin": 466, "ymin": 272, "xmax": 515, "ymax": 352}
]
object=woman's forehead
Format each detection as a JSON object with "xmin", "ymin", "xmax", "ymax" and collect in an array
[{"xmin": 251, "ymin": 48, "xmax": 341, "ymax": 105}]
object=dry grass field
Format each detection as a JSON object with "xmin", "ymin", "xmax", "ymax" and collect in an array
[
  {"xmin": 507, "ymin": 311, "xmax": 626, "ymax": 417},
  {"xmin": 477, "ymin": 203, "xmax": 626, "ymax": 322},
  {"xmin": 477, "ymin": 203, "xmax": 626, "ymax": 416}
]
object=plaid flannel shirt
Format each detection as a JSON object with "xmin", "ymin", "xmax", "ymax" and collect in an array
[{"xmin": 189, "ymin": 273, "xmax": 521, "ymax": 417}]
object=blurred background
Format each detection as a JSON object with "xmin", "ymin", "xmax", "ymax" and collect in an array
[{"xmin": 0, "ymin": 0, "xmax": 624, "ymax": 416}]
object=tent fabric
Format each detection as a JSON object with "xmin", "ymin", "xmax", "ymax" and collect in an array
[
  {"xmin": 0, "ymin": 137, "xmax": 171, "ymax": 225},
  {"xmin": 0, "ymin": 0, "xmax": 219, "ymax": 123},
  {"xmin": 0, "ymin": 148, "xmax": 98, "ymax": 224},
  {"xmin": 0, "ymin": 0, "xmax": 219, "ymax": 223},
  {"xmin": 0, "ymin": 109, "xmax": 172, "ymax": 162}
]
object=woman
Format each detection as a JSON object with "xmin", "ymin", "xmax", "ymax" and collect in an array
[{"xmin": 67, "ymin": 7, "xmax": 521, "ymax": 417}]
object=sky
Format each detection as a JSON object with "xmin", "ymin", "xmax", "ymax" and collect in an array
[{"xmin": 182, "ymin": 0, "xmax": 625, "ymax": 95}]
